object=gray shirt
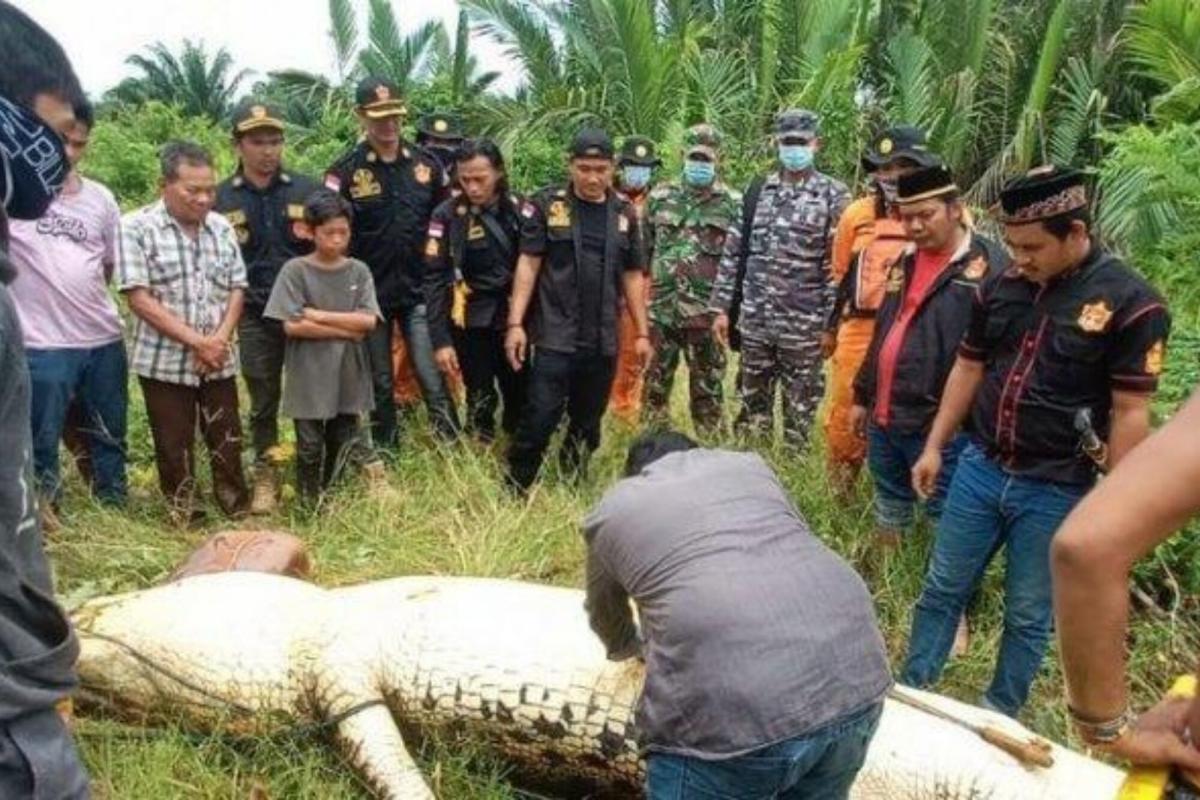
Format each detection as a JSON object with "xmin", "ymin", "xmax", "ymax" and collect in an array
[
  {"xmin": 0, "ymin": 252, "xmax": 79, "ymax": 719},
  {"xmin": 583, "ymin": 448, "xmax": 891, "ymax": 758},
  {"xmin": 264, "ymin": 256, "xmax": 380, "ymax": 420}
]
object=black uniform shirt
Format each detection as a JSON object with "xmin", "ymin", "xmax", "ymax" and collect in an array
[
  {"xmin": 518, "ymin": 186, "xmax": 645, "ymax": 357},
  {"xmin": 325, "ymin": 141, "xmax": 448, "ymax": 311},
  {"xmin": 215, "ymin": 169, "xmax": 319, "ymax": 314},
  {"xmin": 960, "ymin": 245, "xmax": 1170, "ymax": 485},
  {"xmin": 422, "ymin": 194, "xmax": 522, "ymax": 350}
]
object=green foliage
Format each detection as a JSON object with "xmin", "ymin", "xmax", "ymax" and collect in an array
[
  {"xmin": 84, "ymin": 103, "xmax": 233, "ymax": 210},
  {"xmin": 104, "ymin": 40, "xmax": 251, "ymax": 122}
]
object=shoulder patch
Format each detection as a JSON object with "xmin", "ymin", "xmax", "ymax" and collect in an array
[
  {"xmin": 521, "ymin": 201, "xmax": 538, "ymax": 219},
  {"xmin": 1145, "ymin": 340, "xmax": 1165, "ymax": 376},
  {"xmin": 427, "ymin": 220, "xmax": 445, "ymax": 239},
  {"xmin": 1078, "ymin": 300, "xmax": 1114, "ymax": 334},
  {"xmin": 323, "ymin": 172, "xmax": 342, "ymax": 192},
  {"xmin": 962, "ymin": 255, "xmax": 987, "ymax": 281}
]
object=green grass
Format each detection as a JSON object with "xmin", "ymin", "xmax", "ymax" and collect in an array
[{"xmin": 51, "ymin": 370, "xmax": 1200, "ymax": 799}]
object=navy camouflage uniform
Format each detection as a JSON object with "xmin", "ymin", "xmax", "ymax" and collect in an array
[{"xmin": 710, "ymin": 111, "xmax": 850, "ymax": 445}]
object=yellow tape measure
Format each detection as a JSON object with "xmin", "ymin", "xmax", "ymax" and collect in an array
[{"xmin": 1118, "ymin": 675, "xmax": 1197, "ymax": 800}]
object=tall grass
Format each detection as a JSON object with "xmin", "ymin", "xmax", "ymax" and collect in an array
[{"xmin": 52, "ymin": 361, "xmax": 1200, "ymax": 798}]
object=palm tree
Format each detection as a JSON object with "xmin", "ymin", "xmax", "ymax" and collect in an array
[
  {"xmin": 430, "ymin": 10, "xmax": 501, "ymax": 104},
  {"xmin": 1123, "ymin": 0, "xmax": 1200, "ymax": 122},
  {"xmin": 105, "ymin": 40, "xmax": 251, "ymax": 121}
]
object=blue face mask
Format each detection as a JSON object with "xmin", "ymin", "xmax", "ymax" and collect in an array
[
  {"xmin": 683, "ymin": 159, "xmax": 716, "ymax": 188},
  {"xmin": 623, "ymin": 165, "xmax": 652, "ymax": 191},
  {"xmin": 778, "ymin": 144, "xmax": 814, "ymax": 172}
]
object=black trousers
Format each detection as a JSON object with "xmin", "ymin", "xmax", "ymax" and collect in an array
[
  {"xmin": 294, "ymin": 415, "xmax": 371, "ymax": 504},
  {"xmin": 454, "ymin": 327, "xmax": 527, "ymax": 441},
  {"xmin": 506, "ymin": 348, "xmax": 617, "ymax": 491}
]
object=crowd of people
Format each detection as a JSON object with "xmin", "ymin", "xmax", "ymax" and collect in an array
[{"xmin": 4, "ymin": 1, "xmax": 1200, "ymax": 798}]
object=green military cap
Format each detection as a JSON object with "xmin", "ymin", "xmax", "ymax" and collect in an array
[
  {"xmin": 230, "ymin": 98, "xmax": 286, "ymax": 136},
  {"xmin": 618, "ymin": 135, "xmax": 662, "ymax": 167},
  {"xmin": 416, "ymin": 111, "xmax": 465, "ymax": 142},
  {"xmin": 683, "ymin": 124, "xmax": 722, "ymax": 159}
]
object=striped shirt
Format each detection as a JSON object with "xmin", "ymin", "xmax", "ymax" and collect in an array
[{"xmin": 116, "ymin": 200, "xmax": 247, "ymax": 386}]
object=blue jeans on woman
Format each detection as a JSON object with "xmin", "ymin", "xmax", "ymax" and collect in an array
[
  {"xmin": 900, "ymin": 442, "xmax": 1088, "ymax": 716},
  {"xmin": 646, "ymin": 702, "xmax": 882, "ymax": 799},
  {"xmin": 26, "ymin": 341, "xmax": 128, "ymax": 504},
  {"xmin": 867, "ymin": 424, "xmax": 965, "ymax": 530}
]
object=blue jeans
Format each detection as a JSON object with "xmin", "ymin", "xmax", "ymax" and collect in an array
[
  {"xmin": 867, "ymin": 424, "xmax": 965, "ymax": 529},
  {"xmin": 646, "ymin": 702, "xmax": 882, "ymax": 800},
  {"xmin": 27, "ymin": 341, "xmax": 128, "ymax": 504},
  {"xmin": 365, "ymin": 303, "xmax": 459, "ymax": 447},
  {"xmin": 900, "ymin": 443, "xmax": 1087, "ymax": 715}
]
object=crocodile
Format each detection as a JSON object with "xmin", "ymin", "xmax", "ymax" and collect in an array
[{"xmin": 70, "ymin": 572, "xmax": 1127, "ymax": 798}]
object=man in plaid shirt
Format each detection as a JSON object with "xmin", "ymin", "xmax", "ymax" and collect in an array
[{"xmin": 116, "ymin": 140, "xmax": 250, "ymax": 522}]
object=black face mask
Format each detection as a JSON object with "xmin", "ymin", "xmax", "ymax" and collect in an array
[{"xmin": 0, "ymin": 95, "xmax": 69, "ymax": 220}]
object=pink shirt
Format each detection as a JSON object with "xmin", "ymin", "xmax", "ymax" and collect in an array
[{"xmin": 8, "ymin": 177, "xmax": 124, "ymax": 349}]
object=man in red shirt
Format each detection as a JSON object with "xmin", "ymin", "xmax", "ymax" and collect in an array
[{"xmin": 852, "ymin": 165, "xmax": 1006, "ymax": 548}]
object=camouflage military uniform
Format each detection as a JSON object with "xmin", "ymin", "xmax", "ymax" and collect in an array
[
  {"xmin": 710, "ymin": 113, "xmax": 850, "ymax": 445},
  {"xmin": 646, "ymin": 179, "xmax": 739, "ymax": 431}
]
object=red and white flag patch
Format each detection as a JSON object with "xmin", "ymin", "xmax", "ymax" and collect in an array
[
  {"xmin": 323, "ymin": 172, "xmax": 342, "ymax": 192},
  {"xmin": 428, "ymin": 221, "xmax": 445, "ymax": 239}
]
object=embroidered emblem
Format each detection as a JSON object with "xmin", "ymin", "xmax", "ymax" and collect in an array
[
  {"xmin": 250, "ymin": 105, "xmax": 267, "ymax": 119},
  {"xmin": 885, "ymin": 265, "xmax": 903, "ymax": 293},
  {"xmin": 962, "ymin": 256, "xmax": 987, "ymax": 281},
  {"xmin": 434, "ymin": 119, "xmax": 448, "ymax": 133},
  {"xmin": 350, "ymin": 169, "xmax": 382, "ymax": 199},
  {"xmin": 414, "ymin": 163, "xmax": 432, "ymax": 185},
  {"xmin": 1077, "ymin": 300, "xmax": 1113, "ymax": 334},
  {"xmin": 468, "ymin": 222, "xmax": 485, "ymax": 241},
  {"xmin": 323, "ymin": 173, "xmax": 342, "ymax": 192},
  {"xmin": 286, "ymin": 204, "xmax": 305, "ymax": 220},
  {"xmin": 1145, "ymin": 340, "xmax": 1165, "ymax": 376},
  {"xmin": 427, "ymin": 221, "xmax": 445, "ymax": 239},
  {"xmin": 878, "ymin": 138, "xmax": 893, "ymax": 155},
  {"xmin": 635, "ymin": 145, "xmax": 647, "ymax": 158},
  {"xmin": 547, "ymin": 200, "xmax": 571, "ymax": 228},
  {"xmin": 521, "ymin": 202, "xmax": 536, "ymax": 219}
]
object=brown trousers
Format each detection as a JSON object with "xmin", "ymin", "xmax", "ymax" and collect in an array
[{"xmin": 139, "ymin": 376, "xmax": 249, "ymax": 517}]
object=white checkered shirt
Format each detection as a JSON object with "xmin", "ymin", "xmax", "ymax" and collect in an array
[{"xmin": 116, "ymin": 200, "xmax": 248, "ymax": 386}]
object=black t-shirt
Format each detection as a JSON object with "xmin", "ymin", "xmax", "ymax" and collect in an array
[
  {"xmin": 960, "ymin": 245, "xmax": 1170, "ymax": 484},
  {"xmin": 575, "ymin": 197, "xmax": 608, "ymax": 352}
]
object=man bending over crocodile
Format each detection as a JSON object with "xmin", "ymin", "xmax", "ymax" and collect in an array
[{"xmin": 583, "ymin": 431, "xmax": 893, "ymax": 799}]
